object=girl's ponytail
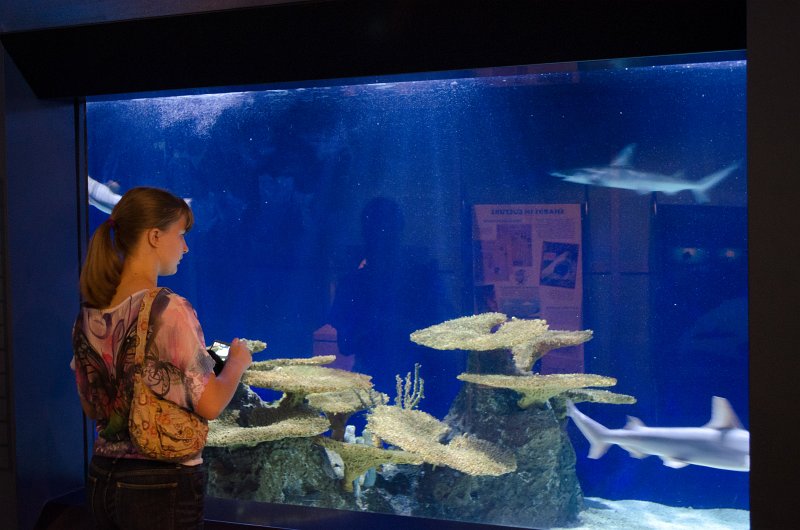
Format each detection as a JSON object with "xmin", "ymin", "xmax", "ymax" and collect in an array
[{"xmin": 79, "ymin": 219, "xmax": 123, "ymax": 308}]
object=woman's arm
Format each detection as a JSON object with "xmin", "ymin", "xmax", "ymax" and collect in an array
[{"xmin": 195, "ymin": 338, "xmax": 252, "ymax": 420}]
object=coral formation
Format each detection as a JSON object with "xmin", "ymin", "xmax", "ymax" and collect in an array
[
  {"xmin": 457, "ymin": 372, "xmax": 617, "ymax": 409},
  {"xmin": 206, "ymin": 412, "xmax": 330, "ymax": 448},
  {"xmin": 316, "ymin": 437, "xmax": 424, "ymax": 492},
  {"xmin": 507, "ymin": 326, "xmax": 593, "ymax": 373},
  {"xmin": 241, "ymin": 339, "xmax": 268, "ymax": 353},
  {"xmin": 242, "ymin": 364, "xmax": 373, "ymax": 395},
  {"xmin": 306, "ymin": 388, "xmax": 389, "ymax": 441},
  {"xmin": 201, "ymin": 321, "xmax": 631, "ymax": 528},
  {"xmin": 367, "ymin": 404, "xmax": 517, "ymax": 476},
  {"xmin": 410, "ymin": 313, "xmax": 593, "ymax": 373},
  {"xmin": 394, "ymin": 363, "xmax": 425, "ymax": 410},
  {"xmin": 249, "ymin": 355, "xmax": 336, "ymax": 371},
  {"xmin": 306, "ymin": 388, "xmax": 389, "ymax": 415},
  {"xmin": 409, "ymin": 312, "xmax": 509, "ymax": 351},
  {"xmin": 209, "ymin": 338, "xmax": 267, "ymax": 354},
  {"xmin": 417, "ymin": 372, "xmax": 583, "ymax": 527},
  {"xmin": 207, "ymin": 357, "xmax": 376, "ymax": 448},
  {"xmin": 561, "ymin": 388, "xmax": 637, "ymax": 405}
]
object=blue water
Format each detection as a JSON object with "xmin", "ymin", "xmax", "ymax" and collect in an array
[{"xmin": 87, "ymin": 52, "xmax": 748, "ymax": 513}]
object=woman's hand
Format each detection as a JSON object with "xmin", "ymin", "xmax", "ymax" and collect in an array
[
  {"xmin": 195, "ymin": 338, "xmax": 252, "ymax": 420},
  {"xmin": 226, "ymin": 338, "xmax": 253, "ymax": 371}
]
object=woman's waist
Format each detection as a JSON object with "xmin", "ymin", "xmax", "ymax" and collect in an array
[
  {"xmin": 90, "ymin": 454, "xmax": 204, "ymax": 474},
  {"xmin": 92, "ymin": 439, "xmax": 204, "ymax": 467}
]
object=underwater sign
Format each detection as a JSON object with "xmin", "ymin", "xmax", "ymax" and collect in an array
[{"xmin": 473, "ymin": 204, "xmax": 584, "ymax": 373}]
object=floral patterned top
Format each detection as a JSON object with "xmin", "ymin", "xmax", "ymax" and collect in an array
[{"xmin": 72, "ymin": 288, "xmax": 216, "ymax": 463}]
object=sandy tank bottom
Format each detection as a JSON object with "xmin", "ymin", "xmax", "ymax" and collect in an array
[{"xmin": 549, "ymin": 497, "xmax": 748, "ymax": 530}]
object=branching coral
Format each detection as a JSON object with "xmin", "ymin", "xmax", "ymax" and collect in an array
[
  {"xmin": 242, "ymin": 364, "xmax": 373, "ymax": 394},
  {"xmin": 366, "ymin": 405, "xmax": 517, "ymax": 476},
  {"xmin": 315, "ymin": 437, "xmax": 423, "ymax": 492},
  {"xmin": 561, "ymin": 388, "xmax": 637, "ymax": 405},
  {"xmin": 457, "ymin": 373, "xmax": 618, "ymax": 409},
  {"xmin": 209, "ymin": 338, "xmax": 267, "ymax": 354},
  {"xmin": 409, "ymin": 312, "xmax": 509, "ymax": 351},
  {"xmin": 241, "ymin": 339, "xmax": 268, "ymax": 353},
  {"xmin": 307, "ymin": 388, "xmax": 389, "ymax": 415},
  {"xmin": 306, "ymin": 388, "xmax": 389, "ymax": 441},
  {"xmin": 395, "ymin": 363, "xmax": 425, "ymax": 410},
  {"xmin": 249, "ymin": 355, "xmax": 336, "ymax": 371},
  {"xmin": 207, "ymin": 358, "xmax": 375, "ymax": 447},
  {"xmin": 504, "ymin": 325, "xmax": 593, "ymax": 373},
  {"xmin": 548, "ymin": 389, "xmax": 637, "ymax": 420},
  {"xmin": 241, "ymin": 364, "xmax": 372, "ymax": 438},
  {"xmin": 410, "ymin": 313, "xmax": 593, "ymax": 373},
  {"xmin": 206, "ymin": 411, "xmax": 330, "ymax": 448}
]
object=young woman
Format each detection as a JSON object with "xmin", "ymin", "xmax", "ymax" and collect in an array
[{"xmin": 72, "ymin": 187, "xmax": 252, "ymax": 529}]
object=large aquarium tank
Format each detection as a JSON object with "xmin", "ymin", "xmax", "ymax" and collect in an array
[{"xmin": 85, "ymin": 50, "xmax": 748, "ymax": 529}]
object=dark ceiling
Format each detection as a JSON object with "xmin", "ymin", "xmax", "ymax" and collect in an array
[{"xmin": 0, "ymin": 0, "xmax": 746, "ymax": 99}]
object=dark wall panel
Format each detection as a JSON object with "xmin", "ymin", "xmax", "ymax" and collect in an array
[
  {"xmin": 2, "ymin": 48, "xmax": 84, "ymax": 530},
  {"xmin": 748, "ymin": 0, "xmax": 800, "ymax": 527}
]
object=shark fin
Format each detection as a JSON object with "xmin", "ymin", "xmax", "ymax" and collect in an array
[
  {"xmin": 691, "ymin": 189, "xmax": 710, "ymax": 203},
  {"xmin": 624, "ymin": 416, "xmax": 646, "ymax": 429},
  {"xmin": 704, "ymin": 396, "xmax": 743, "ymax": 430},
  {"xmin": 588, "ymin": 440, "xmax": 612, "ymax": 460},
  {"xmin": 567, "ymin": 399, "xmax": 612, "ymax": 460},
  {"xmin": 621, "ymin": 445, "xmax": 647, "ymax": 459},
  {"xmin": 661, "ymin": 457, "xmax": 690, "ymax": 469},
  {"xmin": 610, "ymin": 144, "xmax": 636, "ymax": 167},
  {"xmin": 691, "ymin": 162, "xmax": 739, "ymax": 203}
]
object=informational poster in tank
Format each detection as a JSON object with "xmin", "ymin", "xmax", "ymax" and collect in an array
[{"xmin": 473, "ymin": 204, "xmax": 583, "ymax": 373}]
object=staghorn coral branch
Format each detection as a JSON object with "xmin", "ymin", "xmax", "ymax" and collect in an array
[{"xmin": 395, "ymin": 363, "xmax": 425, "ymax": 410}]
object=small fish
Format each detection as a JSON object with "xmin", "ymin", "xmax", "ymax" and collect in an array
[
  {"xmin": 567, "ymin": 396, "xmax": 749, "ymax": 471},
  {"xmin": 550, "ymin": 144, "xmax": 739, "ymax": 202}
]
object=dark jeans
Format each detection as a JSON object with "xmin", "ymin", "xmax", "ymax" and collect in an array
[{"xmin": 87, "ymin": 455, "xmax": 207, "ymax": 530}]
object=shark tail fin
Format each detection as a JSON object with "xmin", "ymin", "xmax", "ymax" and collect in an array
[
  {"xmin": 587, "ymin": 438, "xmax": 612, "ymax": 460},
  {"xmin": 566, "ymin": 399, "xmax": 612, "ymax": 460},
  {"xmin": 692, "ymin": 161, "xmax": 740, "ymax": 203}
]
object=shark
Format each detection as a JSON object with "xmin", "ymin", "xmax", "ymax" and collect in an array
[
  {"xmin": 566, "ymin": 396, "xmax": 749, "ymax": 472},
  {"xmin": 88, "ymin": 176, "xmax": 192, "ymax": 214},
  {"xmin": 550, "ymin": 144, "xmax": 740, "ymax": 203},
  {"xmin": 88, "ymin": 176, "xmax": 123, "ymax": 214}
]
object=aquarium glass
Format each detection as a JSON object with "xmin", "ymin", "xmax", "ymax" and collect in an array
[{"xmin": 86, "ymin": 51, "xmax": 748, "ymax": 529}]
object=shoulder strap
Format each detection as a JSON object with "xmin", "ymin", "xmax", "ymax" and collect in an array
[{"xmin": 134, "ymin": 288, "xmax": 165, "ymax": 366}]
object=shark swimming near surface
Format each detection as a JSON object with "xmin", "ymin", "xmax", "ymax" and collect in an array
[
  {"xmin": 550, "ymin": 144, "xmax": 740, "ymax": 203},
  {"xmin": 88, "ymin": 176, "xmax": 192, "ymax": 214},
  {"xmin": 88, "ymin": 176, "xmax": 122, "ymax": 214},
  {"xmin": 566, "ymin": 397, "xmax": 749, "ymax": 472}
]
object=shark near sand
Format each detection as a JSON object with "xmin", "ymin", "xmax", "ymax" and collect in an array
[{"xmin": 567, "ymin": 396, "xmax": 749, "ymax": 471}]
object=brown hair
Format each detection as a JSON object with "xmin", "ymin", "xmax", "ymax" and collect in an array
[{"xmin": 79, "ymin": 187, "xmax": 193, "ymax": 308}]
